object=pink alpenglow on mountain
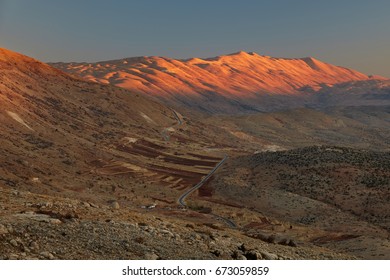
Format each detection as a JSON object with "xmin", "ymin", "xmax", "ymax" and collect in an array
[{"xmin": 51, "ymin": 51, "xmax": 388, "ymax": 113}]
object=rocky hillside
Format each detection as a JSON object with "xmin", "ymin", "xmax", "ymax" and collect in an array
[{"xmin": 211, "ymin": 146, "xmax": 390, "ymax": 259}]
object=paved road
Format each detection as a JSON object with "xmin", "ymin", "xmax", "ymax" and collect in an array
[
  {"xmin": 178, "ymin": 155, "xmax": 228, "ymax": 206},
  {"xmin": 210, "ymin": 213, "xmax": 237, "ymax": 228},
  {"xmin": 167, "ymin": 112, "xmax": 235, "ymax": 227},
  {"xmin": 177, "ymin": 154, "xmax": 236, "ymax": 228},
  {"xmin": 161, "ymin": 109, "xmax": 183, "ymax": 141}
]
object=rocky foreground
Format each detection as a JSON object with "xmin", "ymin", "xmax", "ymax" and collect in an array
[{"xmin": 0, "ymin": 185, "xmax": 352, "ymax": 260}]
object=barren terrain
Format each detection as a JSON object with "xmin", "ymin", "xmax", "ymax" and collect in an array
[{"xmin": 1, "ymin": 48, "xmax": 389, "ymax": 260}]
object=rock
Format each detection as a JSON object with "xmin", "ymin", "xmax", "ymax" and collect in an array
[
  {"xmin": 82, "ymin": 202, "xmax": 91, "ymax": 208},
  {"xmin": 279, "ymin": 238, "xmax": 289, "ymax": 246},
  {"xmin": 0, "ymin": 224, "xmax": 8, "ymax": 235},
  {"xmin": 110, "ymin": 201, "xmax": 120, "ymax": 209},
  {"xmin": 261, "ymin": 251, "xmax": 278, "ymax": 260},
  {"xmin": 12, "ymin": 190, "xmax": 20, "ymax": 196},
  {"xmin": 31, "ymin": 177, "xmax": 40, "ymax": 183},
  {"xmin": 50, "ymin": 219, "xmax": 62, "ymax": 225},
  {"xmin": 10, "ymin": 239, "xmax": 18, "ymax": 247},
  {"xmin": 137, "ymin": 222, "xmax": 148, "ymax": 227},
  {"xmin": 267, "ymin": 235, "xmax": 276, "ymax": 244},
  {"xmin": 144, "ymin": 226, "xmax": 154, "ymax": 233},
  {"xmin": 288, "ymin": 240, "xmax": 297, "ymax": 247},
  {"xmin": 245, "ymin": 250, "xmax": 262, "ymax": 260},
  {"xmin": 211, "ymin": 249, "xmax": 222, "ymax": 257},
  {"xmin": 8, "ymin": 254, "xmax": 19, "ymax": 260},
  {"xmin": 144, "ymin": 253, "xmax": 159, "ymax": 260},
  {"xmin": 238, "ymin": 243, "xmax": 247, "ymax": 252},
  {"xmin": 236, "ymin": 254, "xmax": 247, "ymax": 260},
  {"xmin": 231, "ymin": 250, "xmax": 247, "ymax": 260},
  {"xmin": 160, "ymin": 229, "xmax": 174, "ymax": 238},
  {"xmin": 40, "ymin": 202, "xmax": 53, "ymax": 208},
  {"xmin": 23, "ymin": 246, "xmax": 31, "ymax": 253},
  {"xmin": 173, "ymin": 234, "xmax": 182, "ymax": 241},
  {"xmin": 29, "ymin": 241, "xmax": 40, "ymax": 251},
  {"xmin": 6, "ymin": 225, "xmax": 14, "ymax": 234},
  {"xmin": 40, "ymin": 251, "xmax": 55, "ymax": 260}
]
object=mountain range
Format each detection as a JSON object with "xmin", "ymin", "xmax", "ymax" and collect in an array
[{"xmin": 51, "ymin": 51, "xmax": 389, "ymax": 113}]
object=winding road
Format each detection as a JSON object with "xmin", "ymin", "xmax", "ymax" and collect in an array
[
  {"xmin": 162, "ymin": 109, "xmax": 235, "ymax": 228},
  {"xmin": 161, "ymin": 109, "xmax": 183, "ymax": 141},
  {"xmin": 177, "ymin": 154, "xmax": 237, "ymax": 228},
  {"xmin": 178, "ymin": 155, "xmax": 228, "ymax": 206}
]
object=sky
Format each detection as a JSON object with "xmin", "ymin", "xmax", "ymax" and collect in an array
[{"xmin": 0, "ymin": 0, "xmax": 389, "ymax": 77}]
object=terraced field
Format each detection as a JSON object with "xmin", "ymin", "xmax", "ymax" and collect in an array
[{"xmin": 90, "ymin": 137, "xmax": 223, "ymax": 194}]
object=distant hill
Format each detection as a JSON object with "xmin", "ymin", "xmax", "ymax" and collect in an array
[{"xmin": 50, "ymin": 51, "xmax": 389, "ymax": 113}]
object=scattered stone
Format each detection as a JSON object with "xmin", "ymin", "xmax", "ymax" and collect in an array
[
  {"xmin": 14, "ymin": 212, "xmax": 62, "ymax": 224},
  {"xmin": 144, "ymin": 253, "xmax": 159, "ymax": 260},
  {"xmin": 10, "ymin": 239, "xmax": 18, "ymax": 247},
  {"xmin": 29, "ymin": 241, "xmax": 40, "ymax": 251},
  {"xmin": 236, "ymin": 254, "xmax": 247, "ymax": 260},
  {"xmin": 50, "ymin": 219, "xmax": 62, "ymax": 225},
  {"xmin": 160, "ymin": 229, "xmax": 174, "ymax": 238},
  {"xmin": 89, "ymin": 203, "xmax": 99, "ymax": 208},
  {"xmin": 82, "ymin": 202, "xmax": 91, "ymax": 208},
  {"xmin": 40, "ymin": 251, "xmax": 55, "ymax": 260},
  {"xmin": 288, "ymin": 240, "xmax": 297, "ymax": 247},
  {"xmin": 110, "ymin": 201, "xmax": 120, "ymax": 209},
  {"xmin": 173, "ymin": 234, "xmax": 182, "ymax": 241},
  {"xmin": 23, "ymin": 246, "xmax": 31, "ymax": 253},
  {"xmin": 238, "ymin": 243, "xmax": 247, "ymax": 252},
  {"xmin": 31, "ymin": 177, "xmax": 40, "ymax": 183},
  {"xmin": 40, "ymin": 202, "xmax": 53, "ymax": 209},
  {"xmin": 144, "ymin": 226, "xmax": 154, "ymax": 233},
  {"xmin": 193, "ymin": 234, "xmax": 202, "ymax": 241},
  {"xmin": 245, "ymin": 250, "xmax": 262, "ymax": 260},
  {"xmin": 8, "ymin": 254, "xmax": 19, "ymax": 260},
  {"xmin": 261, "ymin": 251, "xmax": 278, "ymax": 260},
  {"xmin": 279, "ymin": 238, "xmax": 289, "ymax": 246},
  {"xmin": 12, "ymin": 190, "xmax": 20, "ymax": 196},
  {"xmin": 232, "ymin": 250, "xmax": 247, "ymax": 260},
  {"xmin": 210, "ymin": 233, "xmax": 218, "ymax": 241},
  {"xmin": 0, "ymin": 224, "xmax": 8, "ymax": 235},
  {"xmin": 6, "ymin": 225, "xmax": 14, "ymax": 234},
  {"xmin": 138, "ymin": 222, "xmax": 148, "ymax": 227},
  {"xmin": 211, "ymin": 249, "xmax": 222, "ymax": 257},
  {"xmin": 267, "ymin": 235, "xmax": 276, "ymax": 244}
]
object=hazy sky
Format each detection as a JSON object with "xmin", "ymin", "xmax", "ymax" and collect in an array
[{"xmin": 0, "ymin": 0, "xmax": 389, "ymax": 76}]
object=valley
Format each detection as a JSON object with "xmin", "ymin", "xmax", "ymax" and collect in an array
[{"xmin": 0, "ymin": 48, "xmax": 389, "ymax": 260}]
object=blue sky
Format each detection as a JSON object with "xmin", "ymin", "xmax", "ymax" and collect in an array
[{"xmin": 0, "ymin": 0, "xmax": 389, "ymax": 76}]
